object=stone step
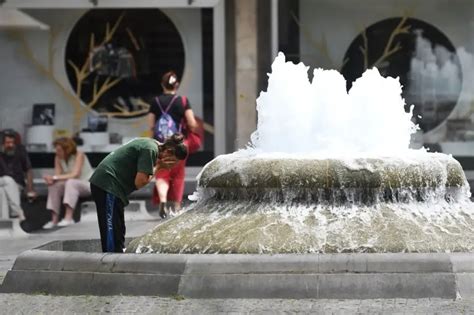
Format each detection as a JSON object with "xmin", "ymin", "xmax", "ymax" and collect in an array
[{"xmin": 1, "ymin": 246, "xmax": 473, "ymax": 299}]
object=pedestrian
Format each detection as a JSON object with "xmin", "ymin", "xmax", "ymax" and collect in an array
[
  {"xmin": 89, "ymin": 134, "xmax": 187, "ymax": 253},
  {"xmin": 42, "ymin": 137, "xmax": 93, "ymax": 229},
  {"xmin": 0, "ymin": 129, "xmax": 36, "ymax": 221},
  {"xmin": 147, "ymin": 71, "xmax": 201, "ymax": 219}
]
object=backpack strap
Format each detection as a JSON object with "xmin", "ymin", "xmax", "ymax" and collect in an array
[
  {"xmin": 179, "ymin": 96, "xmax": 188, "ymax": 133},
  {"xmin": 155, "ymin": 97, "xmax": 165, "ymax": 113},
  {"xmin": 155, "ymin": 95, "xmax": 179, "ymax": 114},
  {"xmin": 181, "ymin": 96, "xmax": 187, "ymax": 108}
]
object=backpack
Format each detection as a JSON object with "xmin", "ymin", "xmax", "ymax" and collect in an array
[{"xmin": 154, "ymin": 95, "xmax": 181, "ymax": 142}]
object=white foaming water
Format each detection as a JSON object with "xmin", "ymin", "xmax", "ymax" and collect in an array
[{"xmin": 250, "ymin": 52, "xmax": 419, "ymax": 156}]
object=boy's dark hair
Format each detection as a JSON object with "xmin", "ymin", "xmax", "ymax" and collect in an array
[{"xmin": 163, "ymin": 133, "xmax": 188, "ymax": 160}]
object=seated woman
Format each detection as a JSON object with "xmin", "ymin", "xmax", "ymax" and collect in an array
[{"xmin": 42, "ymin": 137, "xmax": 93, "ymax": 228}]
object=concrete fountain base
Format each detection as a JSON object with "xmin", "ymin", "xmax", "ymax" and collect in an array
[
  {"xmin": 128, "ymin": 154, "xmax": 474, "ymax": 254},
  {"xmin": 1, "ymin": 239, "xmax": 474, "ymax": 299}
]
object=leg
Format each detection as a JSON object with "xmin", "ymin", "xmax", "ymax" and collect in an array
[
  {"xmin": 156, "ymin": 178, "xmax": 169, "ymax": 204},
  {"xmin": 91, "ymin": 184, "xmax": 108, "ymax": 252},
  {"xmin": 105, "ymin": 192, "xmax": 126, "ymax": 253},
  {"xmin": 62, "ymin": 179, "xmax": 91, "ymax": 222},
  {"xmin": 0, "ymin": 187, "xmax": 8, "ymax": 219},
  {"xmin": 92, "ymin": 183, "xmax": 125, "ymax": 253},
  {"xmin": 46, "ymin": 181, "xmax": 66, "ymax": 225},
  {"xmin": 156, "ymin": 177, "xmax": 170, "ymax": 219},
  {"xmin": 169, "ymin": 176, "xmax": 185, "ymax": 215},
  {"xmin": 0, "ymin": 176, "xmax": 25, "ymax": 220},
  {"xmin": 113, "ymin": 197, "xmax": 126, "ymax": 252},
  {"xmin": 168, "ymin": 160, "xmax": 186, "ymax": 215}
]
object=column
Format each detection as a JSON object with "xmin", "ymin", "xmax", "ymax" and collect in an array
[{"xmin": 234, "ymin": 0, "xmax": 258, "ymax": 149}]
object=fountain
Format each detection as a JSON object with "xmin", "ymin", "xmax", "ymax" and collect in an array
[
  {"xmin": 3, "ymin": 53, "xmax": 474, "ymax": 299},
  {"xmin": 128, "ymin": 53, "xmax": 474, "ymax": 254}
]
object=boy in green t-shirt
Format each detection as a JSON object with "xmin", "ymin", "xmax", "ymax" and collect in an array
[{"xmin": 89, "ymin": 134, "xmax": 187, "ymax": 253}]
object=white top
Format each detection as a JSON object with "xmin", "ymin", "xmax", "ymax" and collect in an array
[{"xmin": 60, "ymin": 153, "xmax": 93, "ymax": 181}]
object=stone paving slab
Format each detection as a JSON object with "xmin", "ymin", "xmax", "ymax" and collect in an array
[
  {"xmin": 1, "ymin": 219, "xmax": 474, "ymax": 312},
  {"xmin": 0, "ymin": 294, "xmax": 473, "ymax": 314}
]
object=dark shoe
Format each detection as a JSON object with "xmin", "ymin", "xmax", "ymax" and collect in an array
[{"xmin": 159, "ymin": 203, "xmax": 167, "ymax": 219}]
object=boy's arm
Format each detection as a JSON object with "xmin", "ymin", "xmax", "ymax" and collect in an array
[
  {"xmin": 134, "ymin": 171, "xmax": 152, "ymax": 190},
  {"xmin": 136, "ymin": 146, "xmax": 158, "ymax": 189}
]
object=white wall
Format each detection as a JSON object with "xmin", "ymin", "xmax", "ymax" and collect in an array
[{"xmin": 0, "ymin": 8, "xmax": 203, "ymax": 146}]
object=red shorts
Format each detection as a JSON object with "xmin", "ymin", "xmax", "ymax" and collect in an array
[{"xmin": 152, "ymin": 158, "xmax": 186, "ymax": 204}]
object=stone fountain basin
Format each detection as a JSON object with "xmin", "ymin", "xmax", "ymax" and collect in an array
[
  {"xmin": 199, "ymin": 153, "xmax": 467, "ymax": 202},
  {"xmin": 127, "ymin": 153, "xmax": 474, "ymax": 254},
  {"xmin": 1, "ymin": 239, "xmax": 474, "ymax": 298}
]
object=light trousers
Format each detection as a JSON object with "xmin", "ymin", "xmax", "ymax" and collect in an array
[
  {"xmin": 0, "ymin": 175, "xmax": 24, "ymax": 219},
  {"xmin": 46, "ymin": 179, "xmax": 91, "ymax": 214}
]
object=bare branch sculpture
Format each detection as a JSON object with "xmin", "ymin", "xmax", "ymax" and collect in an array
[
  {"xmin": 358, "ymin": 26, "xmax": 369, "ymax": 70},
  {"xmin": 371, "ymin": 15, "xmax": 411, "ymax": 68}
]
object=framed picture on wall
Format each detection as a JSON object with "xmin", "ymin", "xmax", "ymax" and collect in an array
[
  {"xmin": 87, "ymin": 114, "xmax": 108, "ymax": 132},
  {"xmin": 32, "ymin": 103, "xmax": 55, "ymax": 126}
]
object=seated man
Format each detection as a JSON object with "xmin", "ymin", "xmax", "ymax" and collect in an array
[{"xmin": 0, "ymin": 129, "xmax": 37, "ymax": 220}]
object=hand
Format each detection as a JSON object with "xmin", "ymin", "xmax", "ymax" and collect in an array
[
  {"xmin": 157, "ymin": 156, "xmax": 178, "ymax": 170},
  {"xmin": 43, "ymin": 175, "xmax": 54, "ymax": 185},
  {"xmin": 27, "ymin": 190, "xmax": 37, "ymax": 198},
  {"xmin": 27, "ymin": 190, "xmax": 37, "ymax": 202}
]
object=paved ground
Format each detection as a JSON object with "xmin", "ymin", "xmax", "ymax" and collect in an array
[
  {"xmin": 1, "ymin": 295, "xmax": 474, "ymax": 314},
  {"xmin": 0, "ymin": 207, "xmax": 159, "ymax": 274},
  {"xmin": 1, "ymin": 212, "xmax": 474, "ymax": 314}
]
